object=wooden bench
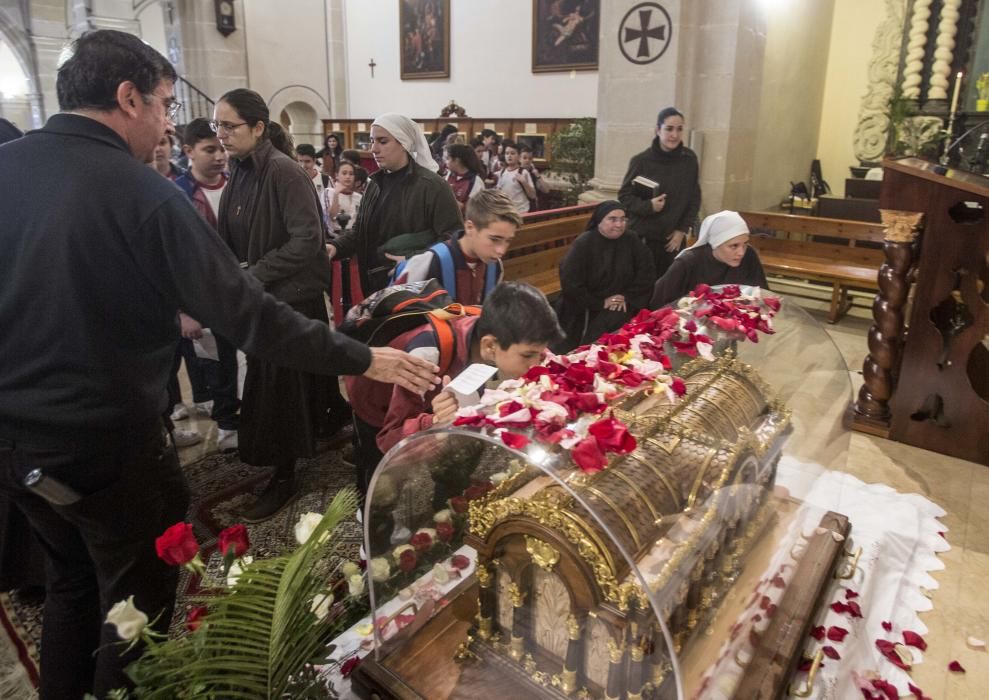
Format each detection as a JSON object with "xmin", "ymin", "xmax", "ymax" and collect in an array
[
  {"xmin": 502, "ymin": 203, "xmax": 595, "ymax": 296},
  {"xmin": 739, "ymin": 211, "xmax": 886, "ymax": 323}
]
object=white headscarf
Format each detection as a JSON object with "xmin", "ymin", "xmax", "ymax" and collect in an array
[
  {"xmin": 677, "ymin": 210, "xmax": 749, "ymax": 258},
  {"xmin": 370, "ymin": 113, "xmax": 438, "ymax": 172}
]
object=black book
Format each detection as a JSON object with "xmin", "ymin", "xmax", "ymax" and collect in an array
[{"xmin": 631, "ymin": 175, "xmax": 662, "ymax": 199}]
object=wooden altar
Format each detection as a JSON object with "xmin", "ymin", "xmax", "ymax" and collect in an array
[{"xmin": 853, "ymin": 158, "xmax": 989, "ymax": 466}]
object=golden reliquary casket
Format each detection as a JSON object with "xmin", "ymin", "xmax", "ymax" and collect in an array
[{"xmin": 352, "ymin": 293, "xmax": 854, "ymax": 700}]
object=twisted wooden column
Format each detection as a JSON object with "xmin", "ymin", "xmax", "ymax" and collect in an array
[
  {"xmin": 928, "ymin": 0, "xmax": 961, "ymax": 100},
  {"xmin": 902, "ymin": 0, "xmax": 932, "ymax": 99},
  {"xmin": 854, "ymin": 210, "xmax": 924, "ymax": 428}
]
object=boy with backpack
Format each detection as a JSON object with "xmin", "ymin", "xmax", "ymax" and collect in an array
[
  {"xmin": 393, "ymin": 189, "xmax": 522, "ymax": 305},
  {"xmin": 343, "ymin": 281, "xmax": 563, "ymax": 500}
]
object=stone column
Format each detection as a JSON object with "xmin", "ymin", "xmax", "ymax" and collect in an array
[
  {"xmin": 327, "ymin": 0, "xmax": 348, "ymax": 116},
  {"xmin": 581, "ymin": 0, "xmax": 767, "ymax": 213},
  {"xmin": 901, "ymin": 0, "xmax": 932, "ymax": 99},
  {"xmin": 927, "ymin": 0, "xmax": 962, "ymax": 101}
]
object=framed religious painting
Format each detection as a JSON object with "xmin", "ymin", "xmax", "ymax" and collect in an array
[
  {"xmin": 531, "ymin": 0, "xmax": 600, "ymax": 73},
  {"xmin": 400, "ymin": 0, "xmax": 450, "ymax": 80}
]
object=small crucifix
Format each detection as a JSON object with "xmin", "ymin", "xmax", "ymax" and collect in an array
[{"xmin": 368, "ymin": 58, "xmax": 377, "ymax": 77}]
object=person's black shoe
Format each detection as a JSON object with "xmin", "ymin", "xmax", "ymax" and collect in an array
[{"xmin": 241, "ymin": 475, "xmax": 299, "ymax": 523}]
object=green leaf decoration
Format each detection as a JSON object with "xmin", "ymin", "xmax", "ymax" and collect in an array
[{"xmin": 127, "ymin": 488, "xmax": 359, "ymax": 699}]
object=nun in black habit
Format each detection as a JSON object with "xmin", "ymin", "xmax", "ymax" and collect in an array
[{"xmin": 555, "ymin": 201, "xmax": 656, "ymax": 352}]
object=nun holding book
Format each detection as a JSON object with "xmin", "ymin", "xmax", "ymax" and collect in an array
[{"xmin": 649, "ymin": 210, "xmax": 768, "ymax": 309}]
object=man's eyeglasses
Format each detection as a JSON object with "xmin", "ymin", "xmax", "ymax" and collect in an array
[
  {"xmin": 209, "ymin": 120, "xmax": 248, "ymax": 134},
  {"xmin": 146, "ymin": 94, "xmax": 182, "ymax": 121}
]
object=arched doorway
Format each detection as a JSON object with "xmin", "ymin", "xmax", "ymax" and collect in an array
[{"xmin": 281, "ymin": 100, "xmax": 322, "ymax": 152}]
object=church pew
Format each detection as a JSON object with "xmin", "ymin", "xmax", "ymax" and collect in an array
[
  {"xmin": 739, "ymin": 211, "xmax": 885, "ymax": 323},
  {"xmin": 502, "ymin": 204, "xmax": 595, "ymax": 297}
]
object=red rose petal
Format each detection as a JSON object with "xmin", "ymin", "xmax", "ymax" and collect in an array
[
  {"xmin": 771, "ymin": 573, "xmax": 786, "ymax": 588},
  {"xmin": 810, "ymin": 625, "xmax": 826, "ymax": 641},
  {"xmin": 845, "ymin": 588, "xmax": 860, "ymax": 599},
  {"xmin": 902, "ymin": 630, "xmax": 927, "ymax": 651},
  {"xmin": 500, "ymin": 431, "xmax": 530, "ymax": 450},
  {"xmin": 765, "ymin": 603, "xmax": 777, "ymax": 618},
  {"xmin": 846, "ymin": 600, "xmax": 863, "ymax": 618},
  {"xmin": 830, "ymin": 601, "xmax": 848, "ymax": 615},
  {"xmin": 827, "ymin": 625, "xmax": 849, "ymax": 642},
  {"xmin": 881, "ymin": 620, "xmax": 893, "ymax": 632},
  {"xmin": 759, "ymin": 595, "xmax": 771, "ymax": 610},
  {"xmin": 876, "ymin": 639, "xmax": 911, "ymax": 670},
  {"xmin": 340, "ymin": 655, "xmax": 362, "ymax": 678},
  {"xmin": 948, "ymin": 660, "xmax": 965, "ymax": 672},
  {"xmin": 908, "ymin": 682, "xmax": 931, "ymax": 700},
  {"xmin": 822, "ymin": 645, "xmax": 841, "ymax": 660},
  {"xmin": 870, "ymin": 678, "xmax": 899, "ymax": 700},
  {"xmin": 572, "ymin": 436, "xmax": 607, "ymax": 474},
  {"xmin": 451, "ymin": 554, "xmax": 470, "ymax": 570}
]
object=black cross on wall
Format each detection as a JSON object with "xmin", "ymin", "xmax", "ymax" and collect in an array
[{"xmin": 625, "ymin": 10, "xmax": 666, "ymax": 58}]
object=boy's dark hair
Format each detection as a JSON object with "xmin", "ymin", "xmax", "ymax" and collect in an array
[
  {"xmin": 218, "ymin": 88, "xmax": 295, "ymax": 158},
  {"xmin": 57, "ymin": 29, "xmax": 177, "ymax": 112},
  {"xmin": 353, "ymin": 165, "xmax": 369, "ymax": 186},
  {"xmin": 501, "ymin": 140, "xmax": 519, "ymax": 154},
  {"xmin": 341, "ymin": 148, "xmax": 361, "ymax": 164},
  {"xmin": 480, "ymin": 128, "xmax": 497, "ymax": 140},
  {"xmin": 476, "ymin": 282, "xmax": 564, "ymax": 349},
  {"xmin": 181, "ymin": 118, "xmax": 216, "ymax": 148},
  {"xmin": 296, "ymin": 143, "xmax": 317, "ymax": 158},
  {"xmin": 518, "ymin": 143, "xmax": 533, "ymax": 155}
]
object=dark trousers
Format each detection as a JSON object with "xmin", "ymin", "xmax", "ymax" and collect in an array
[
  {"xmin": 167, "ymin": 338, "xmax": 211, "ymax": 407},
  {"xmin": 0, "ymin": 426, "xmax": 189, "ymax": 699},
  {"xmin": 353, "ymin": 413, "xmax": 383, "ymax": 502},
  {"xmin": 211, "ymin": 333, "xmax": 241, "ymax": 431}
]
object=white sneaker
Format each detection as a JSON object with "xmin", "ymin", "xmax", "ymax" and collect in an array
[
  {"xmin": 171, "ymin": 427, "xmax": 202, "ymax": 448},
  {"xmin": 170, "ymin": 404, "xmax": 190, "ymax": 421},
  {"xmin": 217, "ymin": 428, "xmax": 238, "ymax": 453},
  {"xmin": 193, "ymin": 400, "xmax": 214, "ymax": 417}
]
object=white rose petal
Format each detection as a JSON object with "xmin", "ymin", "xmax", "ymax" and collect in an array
[
  {"xmin": 341, "ymin": 561, "xmax": 360, "ymax": 578},
  {"xmin": 370, "ymin": 557, "xmax": 391, "ymax": 582},
  {"xmin": 226, "ymin": 555, "xmax": 253, "ymax": 587},
  {"xmin": 399, "ymin": 587, "xmax": 414, "ymax": 600},
  {"xmin": 490, "ymin": 472, "xmax": 509, "ymax": 485},
  {"xmin": 294, "ymin": 512, "xmax": 323, "ymax": 544},
  {"xmin": 432, "ymin": 563, "xmax": 450, "ymax": 585},
  {"xmin": 310, "ymin": 592, "xmax": 334, "ymax": 620},
  {"xmin": 106, "ymin": 595, "xmax": 148, "ymax": 641},
  {"xmin": 967, "ymin": 636, "xmax": 986, "ymax": 649},
  {"xmin": 433, "ymin": 509, "xmax": 452, "ymax": 523},
  {"xmin": 348, "ymin": 574, "xmax": 365, "ymax": 597},
  {"xmin": 393, "ymin": 544, "xmax": 413, "ymax": 562}
]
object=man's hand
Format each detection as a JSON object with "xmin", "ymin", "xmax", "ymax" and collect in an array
[
  {"xmin": 384, "ymin": 253, "xmax": 406, "ymax": 263},
  {"xmin": 364, "ymin": 346, "xmax": 440, "ymax": 394},
  {"xmin": 431, "ymin": 376, "xmax": 458, "ymax": 425},
  {"xmin": 651, "ymin": 193, "xmax": 667, "ymax": 213},
  {"xmin": 179, "ymin": 312, "xmax": 203, "ymax": 340},
  {"xmin": 664, "ymin": 229, "xmax": 686, "ymax": 253},
  {"xmin": 326, "ymin": 243, "xmax": 337, "ymax": 259}
]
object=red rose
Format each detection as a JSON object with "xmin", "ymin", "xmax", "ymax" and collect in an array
[
  {"xmin": 410, "ymin": 532, "xmax": 432, "ymax": 553},
  {"xmin": 572, "ymin": 436, "xmax": 607, "ymax": 474},
  {"xmin": 588, "ymin": 416, "xmax": 637, "ymax": 454},
  {"xmin": 217, "ymin": 524, "xmax": 250, "ymax": 558},
  {"xmin": 399, "ymin": 548, "xmax": 417, "ymax": 572},
  {"xmin": 451, "ymin": 554, "xmax": 470, "ymax": 570},
  {"xmin": 436, "ymin": 521, "xmax": 454, "ymax": 543},
  {"xmin": 449, "ymin": 496, "xmax": 468, "ymax": 514},
  {"xmin": 500, "ymin": 431, "xmax": 530, "ymax": 450},
  {"xmin": 155, "ymin": 522, "xmax": 199, "ymax": 566},
  {"xmin": 340, "ymin": 655, "xmax": 362, "ymax": 678},
  {"xmin": 186, "ymin": 606, "xmax": 207, "ymax": 632}
]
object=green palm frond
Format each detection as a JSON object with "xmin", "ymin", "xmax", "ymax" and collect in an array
[{"xmin": 128, "ymin": 488, "xmax": 359, "ymax": 699}]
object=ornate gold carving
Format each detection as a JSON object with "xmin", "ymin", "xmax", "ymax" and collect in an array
[
  {"xmin": 454, "ymin": 633, "xmax": 478, "ymax": 662},
  {"xmin": 558, "ymin": 668, "xmax": 578, "ymax": 695},
  {"xmin": 607, "ymin": 638, "xmax": 625, "ymax": 664},
  {"xmin": 475, "ymin": 563, "xmax": 491, "ymax": 588},
  {"xmin": 509, "ymin": 582, "xmax": 526, "ymax": 608},
  {"xmin": 880, "ymin": 210, "xmax": 923, "ymax": 243},
  {"xmin": 525, "ymin": 535, "xmax": 561, "ymax": 572},
  {"xmin": 522, "ymin": 652, "xmax": 536, "ymax": 674},
  {"xmin": 510, "ymin": 634, "xmax": 525, "ymax": 660},
  {"xmin": 477, "ymin": 616, "xmax": 492, "ymax": 640},
  {"xmin": 567, "ymin": 614, "xmax": 581, "ymax": 641},
  {"xmin": 630, "ymin": 644, "xmax": 645, "ymax": 662}
]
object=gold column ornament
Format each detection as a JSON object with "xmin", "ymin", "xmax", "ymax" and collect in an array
[
  {"xmin": 509, "ymin": 581, "xmax": 526, "ymax": 661},
  {"xmin": 525, "ymin": 536, "xmax": 561, "ymax": 572}
]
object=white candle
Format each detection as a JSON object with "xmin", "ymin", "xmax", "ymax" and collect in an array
[{"xmin": 950, "ymin": 71, "xmax": 963, "ymax": 116}]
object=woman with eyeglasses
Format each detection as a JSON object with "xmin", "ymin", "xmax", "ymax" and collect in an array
[
  {"xmin": 554, "ymin": 200, "xmax": 656, "ymax": 352},
  {"xmin": 213, "ymin": 88, "xmax": 341, "ymax": 522}
]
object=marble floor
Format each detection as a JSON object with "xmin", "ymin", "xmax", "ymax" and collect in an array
[{"xmin": 168, "ymin": 296, "xmax": 988, "ymax": 699}]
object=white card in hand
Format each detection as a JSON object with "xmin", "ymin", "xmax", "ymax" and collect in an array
[{"xmin": 445, "ymin": 363, "xmax": 498, "ymax": 407}]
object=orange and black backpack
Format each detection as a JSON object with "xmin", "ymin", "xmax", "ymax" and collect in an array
[{"xmin": 340, "ymin": 279, "xmax": 480, "ymax": 374}]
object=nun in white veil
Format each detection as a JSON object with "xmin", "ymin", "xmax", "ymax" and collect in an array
[{"xmin": 649, "ymin": 210, "xmax": 768, "ymax": 308}]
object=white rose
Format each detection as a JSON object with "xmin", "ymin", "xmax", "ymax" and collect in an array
[
  {"xmin": 226, "ymin": 555, "xmax": 253, "ymax": 587},
  {"xmin": 105, "ymin": 595, "xmax": 148, "ymax": 642},
  {"xmin": 393, "ymin": 544, "xmax": 414, "ymax": 562},
  {"xmin": 310, "ymin": 592, "xmax": 334, "ymax": 620},
  {"xmin": 399, "ymin": 587, "xmax": 414, "ymax": 600},
  {"xmin": 432, "ymin": 563, "xmax": 450, "ymax": 585},
  {"xmin": 341, "ymin": 561, "xmax": 361, "ymax": 578},
  {"xmin": 369, "ymin": 557, "xmax": 391, "ymax": 582},
  {"xmin": 490, "ymin": 471, "xmax": 509, "ymax": 485},
  {"xmin": 294, "ymin": 512, "xmax": 323, "ymax": 544},
  {"xmin": 348, "ymin": 574, "xmax": 366, "ymax": 597},
  {"xmin": 433, "ymin": 509, "xmax": 452, "ymax": 523}
]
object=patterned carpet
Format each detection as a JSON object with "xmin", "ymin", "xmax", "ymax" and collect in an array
[{"xmin": 0, "ymin": 442, "xmax": 359, "ymax": 698}]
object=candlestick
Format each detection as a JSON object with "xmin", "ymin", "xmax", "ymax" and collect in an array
[{"xmin": 950, "ymin": 71, "xmax": 962, "ymax": 117}]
